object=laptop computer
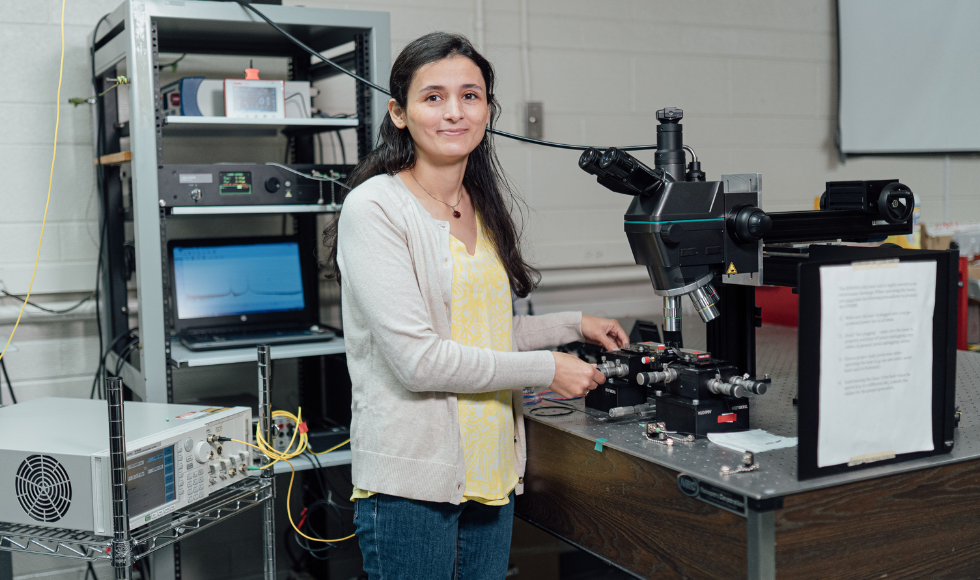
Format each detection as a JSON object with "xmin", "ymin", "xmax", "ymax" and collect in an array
[{"xmin": 168, "ymin": 236, "xmax": 335, "ymax": 351}]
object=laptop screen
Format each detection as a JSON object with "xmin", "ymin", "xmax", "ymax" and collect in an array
[{"xmin": 172, "ymin": 241, "xmax": 306, "ymax": 320}]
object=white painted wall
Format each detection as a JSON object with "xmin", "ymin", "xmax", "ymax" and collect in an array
[{"xmin": 1, "ymin": 0, "xmax": 978, "ymax": 410}]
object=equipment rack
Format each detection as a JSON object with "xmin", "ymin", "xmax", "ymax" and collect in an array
[
  {"xmin": 89, "ymin": 7, "xmax": 379, "ymax": 573},
  {"xmin": 91, "ymin": 0, "xmax": 390, "ymax": 406}
]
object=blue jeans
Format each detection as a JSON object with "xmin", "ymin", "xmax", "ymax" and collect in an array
[{"xmin": 353, "ymin": 492, "xmax": 514, "ymax": 580}]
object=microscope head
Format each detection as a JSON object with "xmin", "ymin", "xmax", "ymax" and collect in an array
[{"xmin": 578, "ymin": 113, "xmax": 726, "ymax": 324}]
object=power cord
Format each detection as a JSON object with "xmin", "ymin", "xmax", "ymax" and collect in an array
[
  {"xmin": 335, "ymin": 131, "xmax": 347, "ymax": 165},
  {"xmin": 528, "ymin": 406, "xmax": 573, "ymax": 417},
  {"xmin": 91, "ymin": 13, "xmax": 112, "ymax": 399},
  {"xmin": 294, "ymin": 497, "xmax": 348, "ymax": 555},
  {"xmin": 84, "ymin": 561, "xmax": 99, "ymax": 580},
  {"xmin": 114, "ymin": 337, "xmax": 142, "ymax": 376},
  {"xmin": 0, "ymin": 288, "xmax": 94, "ymax": 315},
  {"xmin": 311, "ymin": 111, "xmax": 350, "ymax": 165},
  {"xmin": 157, "ymin": 53, "xmax": 186, "ymax": 72},
  {"xmin": 89, "ymin": 328, "xmax": 139, "ymax": 399},
  {"xmin": 68, "ymin": 76, "xmax": 129, "ymax": 107},
  {"xmin": 234, "ymin": 1, "xmax": 657, "ymax": 152},
  {"xmin": 527, "ymin": 397, "xmax": 590, "ymax": 418},
  {"xmin": 1, "ymin": 357, "xmax": 17, "ymax": 405},
  {"xmin": 285, "ymin": 92, "xmax": 309, "ymax": 118},
  {"xmin": 264, "ymin": 162, "xmax": 351, "ymax": 189}
]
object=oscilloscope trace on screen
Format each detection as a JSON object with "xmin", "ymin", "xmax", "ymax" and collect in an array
[{"xmin": 172, "ymin": 242, "xmax": 306, "ymax": 320}]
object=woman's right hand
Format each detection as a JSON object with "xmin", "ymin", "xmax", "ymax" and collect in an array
[{"xmin": 549, "ymin": 352, "xmax": 607, "ymax": 399}]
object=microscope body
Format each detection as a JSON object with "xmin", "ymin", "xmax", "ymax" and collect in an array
[{"xmin": 624, "ymin": 179, "xmax": 726, "ymax": 293}]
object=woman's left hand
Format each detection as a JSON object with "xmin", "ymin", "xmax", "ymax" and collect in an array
[{"xmin": 581, "ymin": 314, "xmax": 629, "ymax": 352}]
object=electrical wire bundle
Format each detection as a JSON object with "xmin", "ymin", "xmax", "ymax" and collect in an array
[
  {"xmin": 287, "ymin": 459, "xmax": 356, "ymax": 565},
  {"xmin": 523, "ymin": 388, "xmax": 582, "ymax": 406},
  {"xmin": 219, "ymin": 407, "xmax": 355, "ymax": 546},
  {"xmin": 280, "ymin": 440, "xmax": 358, "ymax": 568},
  {"xmin": 524, "ymin": 389, "xmax": 588, "ymax": 417},
  {"xmin": 89, "ymin": 328, "xmax": 139, "ymax": 400}
]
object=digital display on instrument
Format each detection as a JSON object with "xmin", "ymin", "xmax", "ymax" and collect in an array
[
  {"xmin": 232, "ymin": 86, "xmax": 277, "ymax": 112},
  {"xmin": 126, "ymin": 445, "xmax": 176, "ymax": 517},
  {"xmin": 172, "ymin": 242, "xmax": 306, "ymax": 319},
  {"xmin": 219, "ymin": 172, "xmax": 251, "ymax": 195}
]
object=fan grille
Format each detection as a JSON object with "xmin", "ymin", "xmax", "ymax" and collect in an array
[{"xmin": 15, "ymin": 454, "xmax": 72, "ymax": 523}]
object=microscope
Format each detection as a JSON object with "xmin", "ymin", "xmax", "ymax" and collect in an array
[{"xmin": 578, "ymin": 108, "xmax": 915, "ymax": 435}]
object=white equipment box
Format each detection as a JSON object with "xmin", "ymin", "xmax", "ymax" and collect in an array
[
  {"xmin": 162, "ymin": 77, "xmax": 313, "ymax": 118},
  {"xmin": 0, "ymin": 398, "xmax": 252, "ymax": 535}
]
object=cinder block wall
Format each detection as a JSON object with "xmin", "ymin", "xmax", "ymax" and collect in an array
[
  {"xmin": 0, "ymin": 1, "xmax": 976, "ymax": 579},
  {"xmin": 0, "ymin": 0, "xmax": 122, "ymax": 409},
  {"xmin": 2, "ymin": 0, "xmax": 978, "ymax": 396}
]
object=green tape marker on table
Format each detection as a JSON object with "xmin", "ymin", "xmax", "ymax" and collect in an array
[{"xmin": 594, "ymin": 438, "xmax": 608, "ymax": 452}]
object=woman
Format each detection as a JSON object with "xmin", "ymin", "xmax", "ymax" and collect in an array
[{"xmin": 328, "ymin": 32, "xmax": 629, "ymax": 579}]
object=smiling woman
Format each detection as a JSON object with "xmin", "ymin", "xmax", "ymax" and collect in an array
[
  {"xmin": 325, "ymin": 32, "xmax": 629, "ymax": 580},
  {"xmin": 323, "ymin": 33, "xmax": 538, "ymax": 295}
]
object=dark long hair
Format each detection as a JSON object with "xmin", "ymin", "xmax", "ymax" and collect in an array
[{"xmin": 322, "ymin": 32, "xmax": 540, "ymax": 297}]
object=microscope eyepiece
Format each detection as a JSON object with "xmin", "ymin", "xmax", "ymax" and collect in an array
[
  {"xmin": 579, "ymin": 148, "xmax": 603, "ymax": 175},
  {"xmin": 592, "ymin": 148, "xmax": 666, "ymax": 194},
  {"xmin": 599, "ymin": 148, "xmax": 626, "ymax": 175}
]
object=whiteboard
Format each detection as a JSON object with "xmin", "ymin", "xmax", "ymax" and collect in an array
[{"xmin": 838, "ymin": 0, "xmax": 980, "ymax": 153}]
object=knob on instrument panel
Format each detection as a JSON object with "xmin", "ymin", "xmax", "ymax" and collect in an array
[
  {"xmin": 659, "ymin": 223, "xmax": 684, "ymax": 245},
  {"xmin": 193, "ymin": 440, "xmax": 210, "ymax": 464},
  {"xmin": 265, "ymin": 177, "xmax": 281, "ymax": 193},
  {"xmin": 730, "ymin": 205, "xmax": 771, "ymax": 244}
]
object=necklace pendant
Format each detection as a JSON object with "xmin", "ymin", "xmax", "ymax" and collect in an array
[{"xmin": 452, "ymin": 210, "xmax": 461, "ymax": 218}]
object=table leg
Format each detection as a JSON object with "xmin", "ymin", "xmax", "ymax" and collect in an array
[{"xmin": 746, "ymin": 509, "xmax": 775, "ymax": 580}]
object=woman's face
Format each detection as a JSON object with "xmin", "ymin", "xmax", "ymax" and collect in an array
[{"xmin": 389, "ymin": 55, "xmax": 490, "ymax": 165}]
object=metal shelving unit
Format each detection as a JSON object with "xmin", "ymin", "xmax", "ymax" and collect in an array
[
  {"xmin": 0, "ymin": 373, "xmax": 277, "ymax": 580},
  {"xmin": 167, "ymin": 204, "xmax": 337, "ymax": 215},
  {"xmin": 169, "ymin": 338, "xmax": 347, "ymax": 368},
  {"xmin": 162, "ymin": 116, "xmax": 359, "ymax": 137},
  {"xmin": 0, "ymin": 479, "xmax": 272, "ymax": 564},
  {"xmin": 92, "ymin": 0, "xmax": 390, "ymax": 404}
]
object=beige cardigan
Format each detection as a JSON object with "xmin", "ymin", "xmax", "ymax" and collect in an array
[{"xmin": 337, "ymin": 174, "xmax": 584, "ymax": 504}]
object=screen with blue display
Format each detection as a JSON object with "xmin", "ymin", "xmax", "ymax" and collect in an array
[
  {"xmin": 172, "ymin": 242, "xmax": 306, "ymax": 320},
  {"xmin": 126, "ymin": 445, "xmax": 176, "ymax": 517}
]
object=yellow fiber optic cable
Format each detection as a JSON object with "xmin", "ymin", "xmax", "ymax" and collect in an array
[
  {"xmin": 227, "ymin": 410, "xmax": 354, "ymax": 544},
  {"xmin": 0, "ymin": 0, "xmax": 65, "ymax": 363},
  {"xmin": 241, "ymin": 407, "xmax": 352, "ymax": 469},
  {"xmin": 283, "ymin": 458, "xmax": 357, "ymax": 543}
]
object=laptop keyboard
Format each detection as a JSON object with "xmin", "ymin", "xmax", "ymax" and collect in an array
[
  {"xmin": 188, "ymin": 329, "xmax": 314, "ymax": 341},
  {"xmin": 179, "ymin": 326, "xmax": 335, "ymax": 351}
]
